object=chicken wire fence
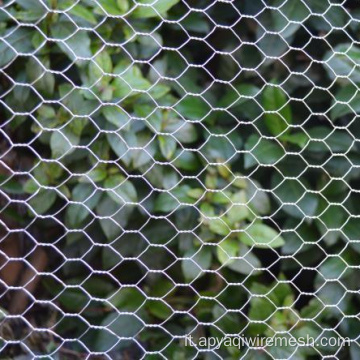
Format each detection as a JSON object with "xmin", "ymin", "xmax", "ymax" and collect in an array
[{"xmin": 1, "ymin": 0, "xmax": 360, "ymax": 359}]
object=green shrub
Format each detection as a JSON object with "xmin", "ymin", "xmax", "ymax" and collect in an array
[{"xmin": 0, "ymin": 0, "xmax": 360, "ymax": 358}]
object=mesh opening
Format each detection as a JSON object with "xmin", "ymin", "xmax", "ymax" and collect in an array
[{"xmin": 0, "ymin": 0, "xmax": 360, "ymax": 359}]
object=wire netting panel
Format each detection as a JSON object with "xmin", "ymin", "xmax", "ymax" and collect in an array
[{"xmin": 0, "ymin": 0, "xmax": 360, "ymax": 359}]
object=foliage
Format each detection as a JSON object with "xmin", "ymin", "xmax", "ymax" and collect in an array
[{"xmin": 1, "ymin": 0, "xmax": 360, "ymax": 358}]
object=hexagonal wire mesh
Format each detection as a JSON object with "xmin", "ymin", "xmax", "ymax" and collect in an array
[{"xmin": 0, "ymin": 0, "xmax": 360, "ymax": 358}]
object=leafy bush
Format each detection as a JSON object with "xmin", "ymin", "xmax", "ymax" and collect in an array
[{"xmin": 1, "ymin": 0, "xmax": 360, "ymax": 358}]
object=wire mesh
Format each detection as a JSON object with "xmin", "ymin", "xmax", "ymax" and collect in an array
[{"xmin": 0, "ymin": 0, "xmax": 360, "ymax": 359}]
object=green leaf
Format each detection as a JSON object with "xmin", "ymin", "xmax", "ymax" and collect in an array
[
  {"xmin": 12, "ymin": 73, "xmax": 30, "ymax": 105},
  {"xmin": 96, "ymin": 195, "xmax": 131, "ymax": 239},
  {"xmin": 300, "ymin": 297, "xmax": 323, "ymax": 319},
  {"xmin": 264, "ymin": 0, "xmax": 308, "ymax": 39},
  {"xmin": 271, "ymin": 172, "xmax": 319, "ymax": 218},
  {"xmin": 320, "ymin": 4, "xmax": 348, "ymax": 30},
  {"xmin": 93, "ymin": 51, "xmax": 113, "ymax": 74},
  {"xmin": 108, "ymin": 288, "xmax": 145, "ymax": 311},
  {"xmin": 244, "ymin": 135, "xmax": 285, "ymax": 168},
  {"xmin": 131, "ymin": 0, "xmax": 180, "ymax": 18},
  {"xmin": 16, "ymin": 0, "xmax": 45, "ymax": 11},
  {"xmin": 86, "ymin": 165, "xmax": 108, "ymax": 183},
  {"xmin": 26, "ymin": 57, "xmax": 55, "ymax": 96},
  {"xmin": 117, "ymin": 0, "xmax": 129, "ymax": 12},
  {"xmin": 23, "ymin": 179, "xmax": 38, "ymax": 194},
  {"xmin": 134, "ymin": 105, "xmax": 162, "ymax": 132},
  {"xmin": 342, "ymin": 218, "xmax": 360, "ymax": 254},
  {"xmin": 159, "ymin": 135, "xmax": 177, "ymax": 159},
  {"xmin": 132, "ymin": 132, "xmax": 156, "ymax": 168},
  {"xmin": 107, "ymin": 132, "xmax": 128, "ymax": 160},
  {"xmin": 315, "ymin": 282, "xmax": 344, "ymax": 306},
  {"xmin": 209, "ymin": 218, "xmax": 230, "ymax": 236},
  {"xmin": 330, "ymin": 84, "xmax": 360, "ymax": 120},
  {"xmin": 257, "ymin": 31, "xmax": 289, "ymax": 59},
  {"xmin": 166, "ymin": 121, "xmax": 198, "ymax": 143},
  {"xmin": 248, "ymin": 295, "xmax": 276, "ymax": 335},
  {"xmin": 173, "ymin": 150, "xmax": 200, "ymax": 171},
  {"xmin": 245, "ymin": 179, "xmax": 271, "ymax": 215},
  {"xmin": 175, "ymin": 96, "xmax": 210, "ymax": 120},
  {"xmin": 351, "ymin": 343, "xmax": 360, "ymax": 360},
  {"xmin": 50, "ymin": 130, "xmax": 79, "ymax": 158},
  {"xmin": 146, "ymin": 300, "xmax": 172, "ymax": 320},
  {"xmin": 212, "ymin": 191, "xmax": 231, "ymax": 205},
  {"xmin": 262, "ymin": 84, "xmax": 292, "ymax": 136},
  {"xmin": 154, "ymin": 185, "xmax": 193, "ymax": 212},
  {"xmin": 315, "ymin": 202, "xmax": 347, "ymax": 246},
  {"xmin": 66, "ymin": 184, "xmax": 102, "ymax": 227},
  {"xmin": 267, "ymin": 334, "xmax": 299, "ymax": 359},
  {"xmin": 280, "ymin": 132, "xmax": 308, "ymax": 148},
  {"xmin": 217, "ymin": 238, "xmax": 238, "ymax": 264},
  {"xmin": 69, "ymin": 118, "xmax": 88, "ymax": 137},
  {"xmin": 0, "ymin": 176, "xmax": 23, "ymax": 195},
  {"xmin": 269, "ymin": 278, "xmax": 293, "ymax": 306},
  {"xmin": 113, "ymin": 63, "xmax": 151, "ymax": 98},
  {"xmin": 201, "ymin": 136, "xmax": 236, "ymax": 162},
  {"xmin": 226, "ymin": 191, "xmax": 249, "ymax": 224},
  {"xmin": 0, "ymin": 28, "xmax": 35, "ymax": 67},
  {"xmin": 36, "ymin": 105, "xmax": 57, "ymax": 128},
  {"xmin": 94, "ymin": 312, "xmax": 143, "ymax": 352},
  {"xmin": 182, "ymin": 247, "xmax": 212, "ymax": 281},
  {"xmin": 276, "ymin": 0, "xmax": 309, "ymax": 22},
  {"xmin": 187, "ymin": 188, "xmax": 204, "ymax": 200},
  {"xmin": 318, "ymin": 257, "xmax": 347, "ymax": 280},
  {"xmin": 104, "ymin": 174, "xmax": 137, "ymax": 205},
  {"xmin": 59, "ymin": 84, "xmax": 98, "ymax": 116},
  {"xmin": 29, "ymin": 189, "xmax": 57, "ymax": 215},
  {"xmin": 148, "ymin": 83, "xmax": 170, "ymax": 99},
  {"xmin": 56, "ymin": 288, "xmax": 89, "ymax": 312},
  {"xmin": 181, "ymin": 12, "xmax": 210, "ymax": 34},
  {"xmin": 305, "ymin": 127, "xmax": 353, "ymax": 153},
  {"xmin": 239, "ymin": 223, "xmax": 285, "ymax": 248},
  {"xmin": 97, "ymin": 0, "xmax": 128, "ymax": 15},
  {"xmin": 217, "ymin": 239, "xmax": 260, "ymax": 275},
  {"xmin": 200, "ymin": 203, "xmax": 215, "ymax": 218},
  {"xmin": 144, "ymin": 164, "xmax": 178, "ymax": 190},
  {"xmin": 68, "ymin": 3, "xmax": 97, "ymax": 24},
  {"xmin": 219, "ymin": 84, "xmax": 259, "ymax": 116},
  {"xmin": 324, "ymin": 43, "xmax": 360, "ymax": 83},
  {"xmin": 51, "ymin": 20, "xmax": 92, "ymax": 60},
  {"xmin": 137, "ymin": 33, "xmax": 162, "ymax": 59},
  {"xmin": 102, "ymin": 105, "xmax": 129, "ymax": 129}
]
